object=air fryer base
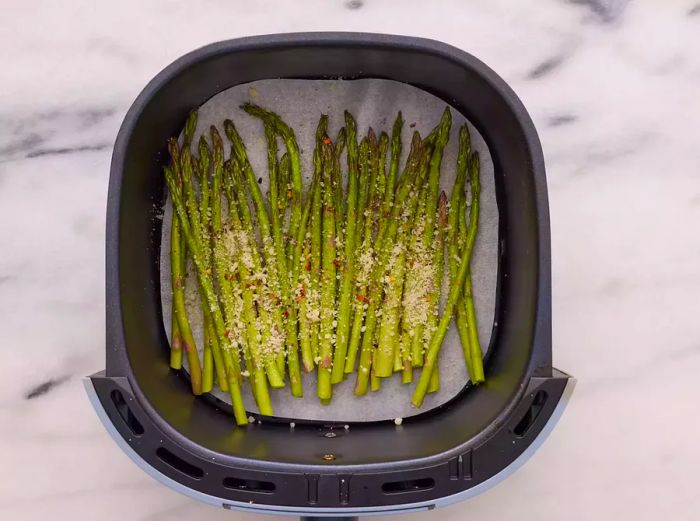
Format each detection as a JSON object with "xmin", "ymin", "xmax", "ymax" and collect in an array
[{"xmin": 85, "ymin": 372, "xmax": 573, "ymax": 516}]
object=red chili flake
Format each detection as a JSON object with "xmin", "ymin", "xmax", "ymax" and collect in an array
[
  {"xmin": 304, "ymin": 262, "xmax": 311, "ymax": 271},
  {"xmin": 356, "ymin": 294, "xmax": 367, "ymax": 303},
  {"xmin": 224, "ymin": 330, "xmax": 230, "ymax": 338},
  {"xmin": 283, "ymin": 309, "xmax": 290, "ymax": 318},
  {"xmin": 322, "ymin": 136, "xmax": 332, "ymax": 145},
  {"xmin": 320, "ymin": 356, "xmax": 332, "ymax": 369},
  {"xmin": 287, "ymin": 190, "xmax": 292, "ymax": 199},
  {"xmin": 333, "ymin": 258, "xmax": 342, "ymax": 268}
]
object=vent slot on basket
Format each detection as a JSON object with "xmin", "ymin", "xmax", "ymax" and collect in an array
[
  {"xmin": 223, "ymin": 477, "xmax": 276, "ymax": 494},
  {"xmin": 110, "ymin": 389, "xmax": 144, "ymax": 435},
  {"xmin": 382, "ymin": 477, "xmax": 435, "ymax": 494},
  {"xmin": 513, "ymin": 390, "xmax": 548, "ymax": 438},
  {"xmin": 156, "ymin": 447, "xmax": 204, "ymax": 479}
]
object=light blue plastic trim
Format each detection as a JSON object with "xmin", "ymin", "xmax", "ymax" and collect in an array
[{"xmin": 85, "ymin": 377, "xmax": 574, "ymax": 517}]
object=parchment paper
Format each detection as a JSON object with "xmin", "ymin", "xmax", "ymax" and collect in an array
[{"xmin": 160, "ymin": 79, "xmax": 498, "ymax": 422}]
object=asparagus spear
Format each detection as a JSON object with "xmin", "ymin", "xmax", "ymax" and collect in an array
[
  {"xmin": 411, "ymin": 149, "xmax": 482, "ymax": 408},
  {"xmin": 196, "ymin": 136, "xmax": 212, "ymax": 235},
  {"xmin": 264, "ymin": 123, "xmax": 284, "ymax": 280},
  {"xmin": 353, "ymin": 137, "xmax": 371, "ymax": 251},
  {"xmin": 195, "ymin": 137, "xmax": 214, "ymax": 393},
  {"xmin": 409, "ymin": 109, "xmax": 452, "ymax": 366},
  {"xmin": 240, "ymin": 104, "xmax": 303, "ymax": 261},
  {"xmin": 331, "ymin": 112, "xmax": 359, "ymax": 383},
  {"xmin": 372, "ymin": 131, "xmax": 394, "ymax": 370},
  {"xmin": 308, "ymin": 116, "xmax": 328, "ymax": 364},
  {"xmin": 317, "ymin": 139, "xmax": 337, "ymax": 400},
  {"xmin": 297, "ymin": 199, "xmax": 315, "ymax": 373},
  {"xmin": 169, "ymin": 214, "xmax": 183, "ymax": 371},
  {"xmin": 333, "ymin": 127, "xmax": 347, "ymax": 244},
  {"xmin": 426, "ymin": 192, "xmax": 449, "ymax": 393},
  {"xmin": 461, "ymin": 152, "xmax": 485, "ymax": 383},
  {"xmin": 293, "ymin": 170, "xmax": 321, "ymax": 371},
  {"xmin": 450, "ymin": 126, "xmax": 475, "ymax": 378},
  {"xmin": 164, "ymin": 167, "xmax": 248, "ymax": 425},
  {"xmin": 344, "ymin": 135, "xmax": 377, "ymax": 375}
]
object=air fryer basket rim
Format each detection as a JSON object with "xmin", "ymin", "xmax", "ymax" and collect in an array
[{"xmin": 94, "ymin": 32, "xmax": 572, "ymax": 511}]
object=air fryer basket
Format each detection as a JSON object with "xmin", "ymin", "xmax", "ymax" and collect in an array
[{"xmin": 87, "ymin": 33, "xmax": 574, "ymax": 517}]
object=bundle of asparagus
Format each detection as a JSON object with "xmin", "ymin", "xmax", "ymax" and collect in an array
[{"xmin": 164, "ymin": 104, "xmax": 485, "ymax": 425}]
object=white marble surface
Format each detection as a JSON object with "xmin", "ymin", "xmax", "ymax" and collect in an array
[{"xmin": 1, "ymin": 1, "xmax": 699, "ymax": 520}]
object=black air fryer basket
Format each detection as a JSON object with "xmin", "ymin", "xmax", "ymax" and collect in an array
[{"xmin": 86, "ymin": 33, "xmax": 574, "ymax": 519}]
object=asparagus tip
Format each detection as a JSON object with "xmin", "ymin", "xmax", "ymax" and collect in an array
[
  {"xmin": 438, "ymin": 191, "xmax": 448, "ymax": 225},
  {"xmin": 367, "ymin": 126, "xmax": 377, "ymax": 145},
  {"xmin": 183, "ymin": 110, "xmax": 198, "ymax": 147}
]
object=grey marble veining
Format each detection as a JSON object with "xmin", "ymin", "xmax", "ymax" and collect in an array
[{"xmin": 1, "ymin": 0, "xmax": 699, "ymax": 520}]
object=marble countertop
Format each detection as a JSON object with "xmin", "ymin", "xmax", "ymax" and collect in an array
[{"xmin": 2, "ymin": 1, "xmax": 699, "ymax": 520}]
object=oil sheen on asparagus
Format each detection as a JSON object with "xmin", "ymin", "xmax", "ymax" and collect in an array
[{"xmin": 164, "ymin": 105, "xmax": 485, "ymax": 425}]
